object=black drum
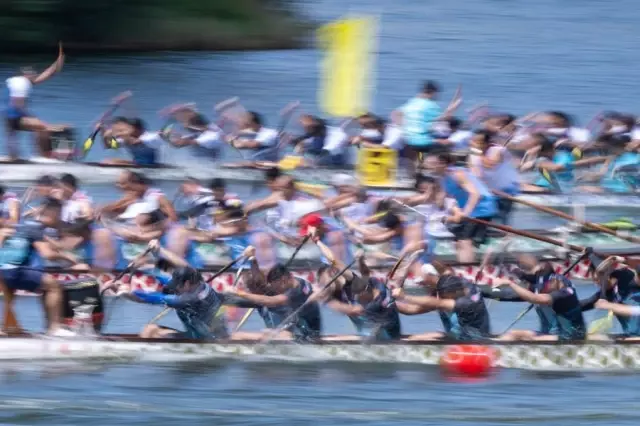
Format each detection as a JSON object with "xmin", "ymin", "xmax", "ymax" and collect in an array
[{"xmin": 62, "ymin": 278, "xmax": 104, "ymax": 332}]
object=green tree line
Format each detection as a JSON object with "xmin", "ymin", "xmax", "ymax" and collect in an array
[{"xmin": 0, "ymin": 0, "xmax": 309, "ymax": 52}]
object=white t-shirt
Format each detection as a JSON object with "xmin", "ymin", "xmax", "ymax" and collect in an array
[
  {"xmin": 195, "ymin": 129, "xmax": 223, "ymax": 150},
  {"xmin": 448, "ymin": 130, "xmax": 473, "ymax": 149},
  {"xmin": 6, "ymin": 76, "xmax": 31, "ymax": 98},
  {"xmin": 62, "ymin": 191, "xmax": 92, "ymax": 223},
  {"xmin": 323, "ymin": 126, "xmax": 349, "ymax": 154},
  {"xmin": 138, "ymin": 131, "xmax": 164, "ymax": 149},
  {"xmin": 254, "ymin": 127, "xmax": 278, "ymax": 148},
  {"xmin": 631, "ymin": 127, "xmax": 640, "ymax": 141},
  {"xmin": 382, "ymin": 125, "xmax": 405, "ymax": 151},
  {"xmin": 567, "ymin": 127, "xmax": 591, "ymax": 144}
]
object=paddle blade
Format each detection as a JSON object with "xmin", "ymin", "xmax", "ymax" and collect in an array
[
  {"xmin": 588, "ymin": 311, "xmax": 614, "ymax": 335},
  {"xmin": 107, "ymin": 137, "xmax": 120, "ymax": 150},
  {"xmin": 572, "ymin": 147, "xmax": 583, "ymax": 160},
  {"xmin": 279, "ymin": 155, "xmax": 304, "ymax": 171}
]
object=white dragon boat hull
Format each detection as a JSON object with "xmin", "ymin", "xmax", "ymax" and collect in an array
[{"xmin": 1, "ymin": 335, "xmax": 638, "ymax": 372}]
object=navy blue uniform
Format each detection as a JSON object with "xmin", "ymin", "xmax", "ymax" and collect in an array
[
  {"xmin": 340, "ymin": 277, "xmax": 401, "ymax": 341},
  {"xmin": 581, "ymin": 268, "xmax": 640, "ymax": 336},
  {"xmin": 266, "ymin": 278, "xmax": 322, "ymax": 342}
]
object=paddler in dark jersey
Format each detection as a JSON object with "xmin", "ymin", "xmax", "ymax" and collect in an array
[
  {"xmin": 580, "ymin": 254, "xmax": 640, "ymax": 338},
  {"xmin": 229, "ymin": 263, "xmax": 322, "ymax": 342},
  {"xmin": 0, "ymin": 198, "xmax": 78, "ymax": 336},
  {"xmin": 393, "ymin": 266, "xmax": 491, "ymax": 341},
  {"xmin": 310, "ymin": 229, "xmax": 402, "ymax": 341},
  {"xmin": 482, "ymin": 257, "xmax": 560, "ymax": 337},
  {"xmin": 493, "ymin": 270, "xmax": 586, "ymax": 341}
]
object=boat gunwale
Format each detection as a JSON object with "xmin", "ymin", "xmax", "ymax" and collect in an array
[{"xmin": 0, "ymin": 333, "xmax": 635, "ymax": 346}]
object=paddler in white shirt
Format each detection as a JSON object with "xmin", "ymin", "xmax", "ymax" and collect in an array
[
  {"xmin": 351, "ymin": 114, "xmax": 405, "ymax": 152},
  {"xmin": 394, "ymin": 174, "xmax": 463, "ymax": 240},
  {"xmin": 468, "ymin": 129, "xmax": 521, "ymax": 224},
  {"xmin": 99, "ymin": 117, "xmax": 165, "ymax": 166},
  {"xmin": 93, "ymin": 172, "xmax": 176, "ymax": 268},
  {"xmin": 426, "ymin": 151, "xmax": 498, "ymax": 263},
  {"xmin": 228, "ymin": 111, "xmax": 279, "ymax": 161},
  {"xmin": 4, "ymin": 44, "xmax": 66, "ymax": 162},
  {"xmin": 164, "ymin": 112, "xmax": 224, "ymax": 160},
  {"xmin": 245, "ymin": 175, "xmax": 348, "ymax": 262}
]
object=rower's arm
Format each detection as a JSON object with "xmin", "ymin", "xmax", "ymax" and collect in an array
[
  {"xmin": 480, "ymin": 287, "xmax": 524, "ymax": 302},
  {"xmin": 574, "ymin": 156, "xmax": 611, "ymax": 169},
  {"xmin": 231, "ymin": 139, "xmax": 262, "ymax": 149},
  {"xmin": 158, "ymin": 195, "xmax": 178, "ymax": 222},
  {"xmin": 324, "ymin": 194, "xmax": 356, "ymax": 210},
  {"xmin": 396, "ymin": 294, "xmax": 455, "ymax": 311},
  {"xmin": 154, "ymin": 245, "xmax": 190, "ymax": 268},
  {"xmin": 326, "ymin": 299, "xmax": 365, "ymax": 316},
  {"xmin": 595, "ymin": 300, "xmax": 640, "ymax": 317},
  {"xmin": 244, "ymin": 194, "xmax": 280, "ymax": 215},
  {"xmin": 395, "ymin": 301, "xmax": 434, "ymax": 315},
  {"xmin": 579, "ymin": 290, "xmax": 600, "ymax": 312},
  {"xmin": 233, "ymin": 290, "xmax": 289, "ymax": 308},
  {"xmin": 33, "ymin": 46, "xmax": 64, "ymax": 84},
  {"xmin": 220, "ymin": 294, "xmax": 262, "ymax": 309},
  {"xmin": 33, "ymin": 241, "xmax": 78, "ymax": 264},
  {"xmin": 314, "ymin": 239, "xmax": 356, "ymax": 281},
  {"xmin": 4, "ymin": 198, "xmax": 19, "ymax": 225},
  {"xmin": 100, "ymin": 193, "xmax": 138, "ymax": 216},
  {"xmin": 451, "ymin": 170, "xmax": 480, "ymax": 217},
  {"xmin": 130, "ymin": 290, "xmax": 191, "ymax": 308},
  {"xmin": 502, "ymin": 280, "xmax": 551, "ymax": 305}
]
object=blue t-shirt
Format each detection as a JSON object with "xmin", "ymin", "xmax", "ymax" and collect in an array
[{"xmin": 401, "ymin": 97, "xmax": 442, "ymax": 147}]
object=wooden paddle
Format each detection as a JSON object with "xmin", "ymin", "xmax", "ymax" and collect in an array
[
  {"xmin": 499, "ymin": 249, "xmax": 592, "ymax": 335},
  {"xmin": 492, "ymin": 189, "xmax": 640, "ymax": 244},
  {"xmin": 234, "ymin": 235, "xmax": 311, "ymax": 332},
  {"xmin": 463, "ymin": 216, "xmax": 587, "ymax": 253}
]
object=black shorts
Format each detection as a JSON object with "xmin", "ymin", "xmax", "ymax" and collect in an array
[
  {"xmin": 495, "ymin": 198, "xmax": 514, "ymax": 225},
  {"xmin": 450, "ymin": 216, "xmax": 493, "ymax": 245},
  {"xmin": 5, "ymin": 116, "xmax": 23, "ymax": 132}
]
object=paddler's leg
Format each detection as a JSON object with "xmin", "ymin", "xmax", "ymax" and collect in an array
[
  {"xmin": 0, "ymin": 275, "xmax": 22, "ymax": 335},
  {"xmin": 495, "ymin": 330, "xmax": 538, "ymax": 341},
  {"xmin": 39, "ymin": 272, "xmax": 67, "ymax": 334},
  {"xmin": 229, "ymin": 331, "xmax": 265, "ymax": 340},
  {"xmin": 322, "ymin": 335, "xmax": 361, "ymax": 341},
  {"xmin": 140, "ymin": 324, "xmax": 183, "ymax": 339},
  {"xmin": 403, "ymin": 332, "xmax": 445, "ymax": 341}
]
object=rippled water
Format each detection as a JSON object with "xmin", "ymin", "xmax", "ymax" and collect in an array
[{"xmin": 2, "ymin": 0, "xmax": 640, "ymax": 424}]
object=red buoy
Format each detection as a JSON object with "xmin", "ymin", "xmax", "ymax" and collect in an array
[{"xmin": 439, "ymin": 345, "xmax": 496, "ymax": 377}]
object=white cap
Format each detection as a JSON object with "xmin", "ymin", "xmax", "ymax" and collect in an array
[{"xmin": 421, "ymin": 263, "xmax": 439, "ymax": 276}]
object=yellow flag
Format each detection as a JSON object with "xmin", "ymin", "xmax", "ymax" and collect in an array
[{"xmin": 317, "ymin": 16, "xmax": 377, "ymax": 117}]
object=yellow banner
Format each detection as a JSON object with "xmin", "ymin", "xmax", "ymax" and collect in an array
[
  {"xmin": 356, "ymin": 146, "xmax": 397, "ymax": 187},
  {"xmin": 317, "ymin": 16, "xmax": 377, "ymax": 117}
]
